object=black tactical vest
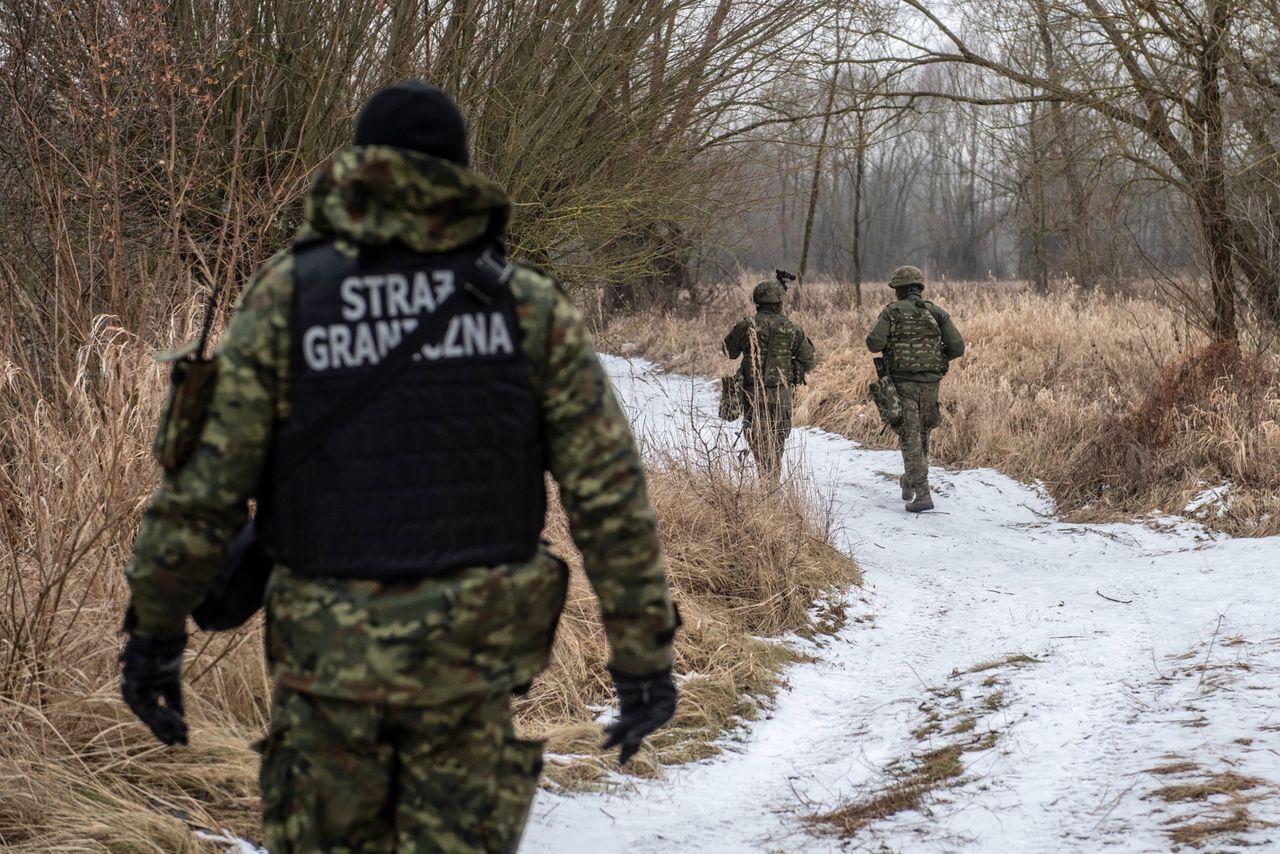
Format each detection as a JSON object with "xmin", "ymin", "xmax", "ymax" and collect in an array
[{"xmin": 257, "ymin": 241, "xmax": 547, "ymax": 580}]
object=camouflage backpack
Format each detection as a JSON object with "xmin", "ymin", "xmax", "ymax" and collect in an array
[
  {"xmin": 719, "ymin": 374, "xmax": 743, "ymax": 420},
  {"xmin": 887, "ymin": 299, "xmax": 946, "ymax": 374},
  {"xmin": 869, "ymin": 367, "xmax": 903, "ymax": 428},
  {"xmin": 743, "ymin": 314, "xmax": 800, "ymax": 389}
]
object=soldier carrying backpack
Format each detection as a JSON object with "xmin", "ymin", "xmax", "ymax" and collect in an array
[
  {"xmin": 723, "ymin": 271, "xmax": 815, "ymax": 481},
  {"xmin": 866, "ymin": 265, "xmax": 965, "ymax": 512}
]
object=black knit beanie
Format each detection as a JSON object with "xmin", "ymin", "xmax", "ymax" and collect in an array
[{"xmin": 354, "ymin": 81, "xmax": 470, "ymax": 166}]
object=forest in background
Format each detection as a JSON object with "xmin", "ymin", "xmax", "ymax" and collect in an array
[{"xmin": 3, "ymin": 0, "xmax": 1280, "ymax": 353}]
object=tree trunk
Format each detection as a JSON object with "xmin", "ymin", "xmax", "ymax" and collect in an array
[
  {"xmin": 1034, "ymin": 1, "xmax": 1092, "ymax": 289},
  {"xmin": 1028, "ymin": 101, "xmax": 1049, "ymax": 293},
  {"xmin": 851, "ymin": 117, "xmax": 865, "ymax": 306},
  {"xmin": 799, "ymin": 65, "xmax": 840, "ymax": 286},
  {"xmin": 1197, "ymin": 0, "xmax": 1237, "ymax": 341},
  {"xmin": 1197, "ymin": 197, "xmax": 1238, "ymax": 341}
]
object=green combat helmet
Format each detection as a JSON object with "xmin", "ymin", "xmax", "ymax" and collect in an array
[
  {"xmin": 752, "ymin": 280, "xmax": 787, "ymax": 305},
  {"xmin": 888, "ymin": 265, "xmax": 925, "ymax": 289}
]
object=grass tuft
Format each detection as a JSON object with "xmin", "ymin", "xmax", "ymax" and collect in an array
[
  {"xmin": 1146, "ymin": 761, "xmax": 1201, "ymax": 776},
  {"xmin": 1146, "ymin": 764, "xmax": 1273, "ymax": 849},
  {"xmin": 961, "ymin": 654, "xmax": 1040, "ymax": 675},
  {"xmin": 1151, "ymin": 772, "xmax": 1264, "ymax": 803},
  {"xmin": 1167, "ymin": 809, "xmax": 1252, "ymax": 847},
  {"xmin": 808, "ymin": 745, "xmax": 966, "ymax": 835}
]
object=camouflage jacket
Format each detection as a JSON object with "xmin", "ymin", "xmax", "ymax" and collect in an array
[
  {"xmin": 127, "ymin": 146, "xmax": 677, "ymax": 704},
  {"xmin": 723, "ymin": 308, "xmax": 815, "ymax": 392},
  {"xmin": 866, "ymin": 296, "xmax": 965, "ymax": 383}
]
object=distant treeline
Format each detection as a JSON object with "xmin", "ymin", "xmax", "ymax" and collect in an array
[{"xmin": 2, "ymin": 0, "xmax": 1278, "ymax": 353}]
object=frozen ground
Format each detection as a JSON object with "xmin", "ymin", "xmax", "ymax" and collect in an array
[{"xmin": 523, "ymin": 357, "xmax": 1280, "ymax": 853}]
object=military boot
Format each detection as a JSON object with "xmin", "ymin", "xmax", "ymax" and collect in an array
[
  {"xmin": 905, "ymin": 486, "xmax": 934, "ymax": 513},
  {"xmin": 900, "ymin": 475, "xmax": 913, "ymax": 502}
]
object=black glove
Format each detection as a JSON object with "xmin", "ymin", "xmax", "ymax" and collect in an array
[
  {"xmin": 119, "ymin": 632, "xmax": 188, "ymax": 746},
  {"xmin": 601, "ymin": 667, "xmax": 677, "ymax": 765}
]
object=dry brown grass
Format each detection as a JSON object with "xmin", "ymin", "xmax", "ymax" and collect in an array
[
  {"xmin": 1168, "ymin": 809, "xmax": 1253, "ymax": 848},
  {"xmin": 525, "ymin": 453, "xmax": 859, "ymax": 787},
  {"xmin": 1152, "ymin": 771, "xmax": 1265, "ymax": 803},
  {"xmin": 1145, "ymin": 767, "xmax": 1272, "ymax": 849},
  {"xmin": 1148, "ymin": 761, "xmax": 1202, "ymax": 776},
  {"xmin": 0, "ymin": 298, "xmax": 859, "ymax": 847},
  {"xmin": 960, "ymin": 654, "xmax": 1041, "ymax": 675},
  {"xmin": 809, "ymin": 651, "xmax": 1036, "ymax": 839},
  {"xmin": 605, "ymin": 274, "xmax": 1280, "ymax": 535},
  {"xmin": 0, "ymin": 310, "xmax": 272, "ymax": 849},
  {"xmin": 808, "ymin": 744, "xmax": 966, "ymax": 836}
]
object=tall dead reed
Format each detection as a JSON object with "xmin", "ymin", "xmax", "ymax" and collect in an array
[
  {"xmin": 0, "ymin": 299, "xmax": 268, "ymax": 850},
  {"xmin": 0, "ymin": 292, "xmax": 859, "ymax": 846},
  {"xmin": 525, "ymin": 446, "xmax": 859, "ymax": 786}
]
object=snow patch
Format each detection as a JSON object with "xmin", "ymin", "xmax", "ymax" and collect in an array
[
  {"xmin": 1185, "ymin": 480, "xmax": 1234, "ymax": 518},
  {"xmin": 196, "ymin": 830, "xmax": 264, "ymax": 853},
  {"xmin": 523, "ymin": 355, "xmax": 1280, "ymax": 853}
]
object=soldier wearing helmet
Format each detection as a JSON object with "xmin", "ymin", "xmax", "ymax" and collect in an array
[
  {"xmin": 723, "ymin": 271, "xmax": 815, "ymax": 480},
  {"xmin": 866, "ymin": 265, "xmax": 965, "ymax": 511}
]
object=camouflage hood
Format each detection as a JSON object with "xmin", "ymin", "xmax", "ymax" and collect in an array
[{"xmin": 296, "ymin": 145, "xmax": 510, "ymax": 253}]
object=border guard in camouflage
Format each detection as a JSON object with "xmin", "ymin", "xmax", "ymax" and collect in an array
[
  {"xmin": 120, "ymin": 82, "xmax": 680, "ymax": 853},
  {"xmin": 722, "ymin": 274, "xmax": 816, "ymax": 481},
  {"xmin": 865, "ymin": 265, "xmax": 965, "ymax": 512}
]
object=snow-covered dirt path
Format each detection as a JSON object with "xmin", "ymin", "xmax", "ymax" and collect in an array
[{"xmin": 523, "ymin": 357, "xmax": 1280, "ymax": 853}]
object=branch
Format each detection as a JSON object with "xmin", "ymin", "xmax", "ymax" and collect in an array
[{"xmin": 884, "ymin": 1, "xmax": 1194, "ymax": 172}]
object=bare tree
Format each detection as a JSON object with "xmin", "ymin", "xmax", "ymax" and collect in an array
[
  {"xmin": 798, "ymin": 61, "xmax": 841, "ymax": 287},
  {"xmin": 882, "ymin": 0, "xmax": 1280, "ymax": 340},
  {"xmin": 838, "ymin": 71, "xmax": 917, "ymax": 302},
  {"xmin": 0, "ymin": 0, "xmax": 852, "ymax": 370}
]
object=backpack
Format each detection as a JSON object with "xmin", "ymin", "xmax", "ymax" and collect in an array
[
  {"xmin": 743, "ymin": 314, "xmax": 800, "ymax": 389},
  {"xmin": 887, "ymin": 299, "xmax": 946, "ymax": 374},
  {"xmin": 719, "ymin": 374, "xmax": 743, "ymax": 420},
  {"xmin": 869, "ymin": 373, "xmax": 903, "ymax": 428}
]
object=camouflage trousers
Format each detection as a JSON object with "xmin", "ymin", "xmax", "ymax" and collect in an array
[
  {"xmin": 741, "ymin": 384, "xmax": 793, "ymax": 480},
  {"xmin": 258, "ymin": 687, "xmax": 542, "ymax": 854},
  {"xmin": 893, "ymin": 381, "xmax": 940, "ymax": 495}
]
